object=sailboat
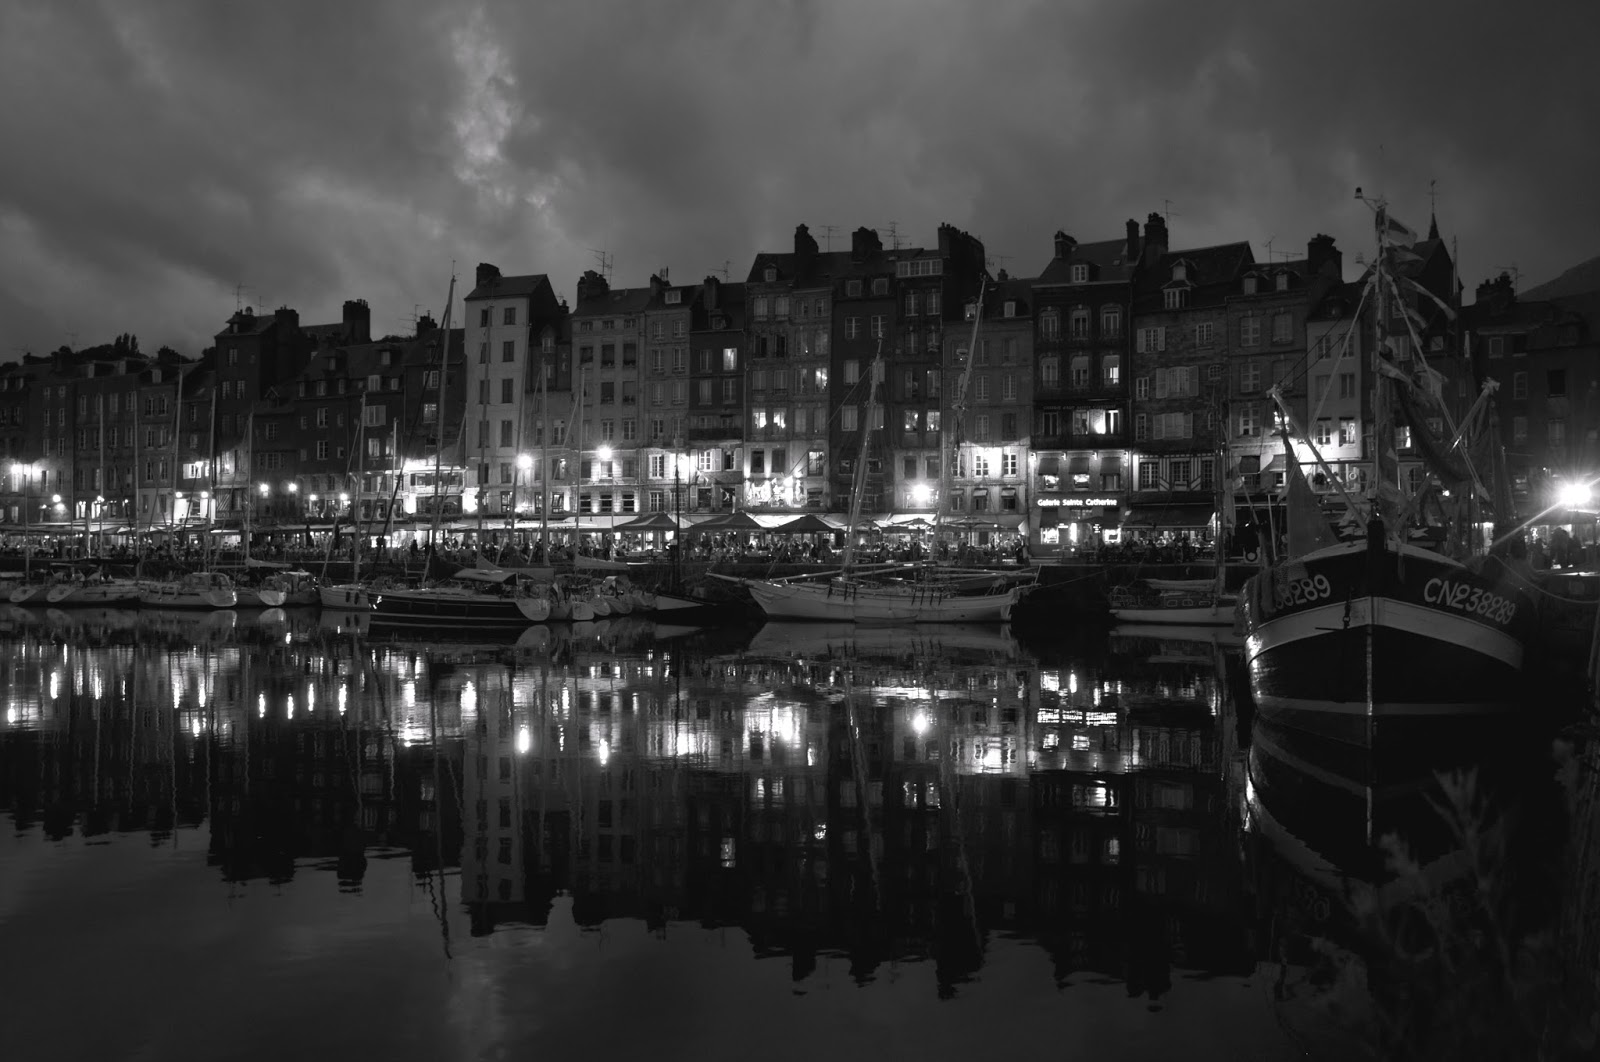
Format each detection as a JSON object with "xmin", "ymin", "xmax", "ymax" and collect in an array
[
  {"xmin": 138, "ymin": 380, "xmax": 237, "ymax": 609},
  {"xmin": 732, "ymin": 286, "xmax": 1034, "ymax": 623},
  {"xmin": 1237, "ymin": 195, "xmax": 1536, "ymax": 747},
  {"xmin": 367, "ymin": 274, "xmax": 550, "ymax": 629},
  {"xmin": 318, "ymin": 392, "xmax": 377, "ymax": 610}
]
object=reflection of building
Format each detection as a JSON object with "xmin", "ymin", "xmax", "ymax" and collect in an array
[{"xmin": 0, "ymin": 614, "xmax": 1256, "ymax": 999}]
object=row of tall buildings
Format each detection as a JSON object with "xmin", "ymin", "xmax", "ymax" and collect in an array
[{"xmin": 2, "ymin": 211, "xmax": 1595, "ymax": 553}]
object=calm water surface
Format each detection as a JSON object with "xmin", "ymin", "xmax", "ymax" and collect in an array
[{"xmin": 0, "ymin": 606, "xmax": 1567, "ymax": 1061}]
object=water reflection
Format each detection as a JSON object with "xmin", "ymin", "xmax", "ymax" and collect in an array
[
  {"xmin": 0, "ymin": 604, "xmax": 1581, "ymax": 1059},
  {"xmin": 0, "ymin": 607, "xmax": 1253, "ymax": 1001}
]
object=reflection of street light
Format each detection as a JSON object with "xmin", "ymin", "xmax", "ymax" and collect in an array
[
  {"xmin": 597, "ymin": 444, "xmax": 613, "ymax": 462},
  {"xmin": 258, "ymin": 482, "xmax": 269, "ymax": 496}
]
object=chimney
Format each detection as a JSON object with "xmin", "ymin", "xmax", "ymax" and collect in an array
[
  {"xmin": 274, "ymin": 306, "xmax": 299, "ymax": 333},
  {"xmin": 1053, "ymin": 231, "xmax": 1076, "ymax": 261},
  {"xmin": 649, "ymin": 273, "xmax": 665, "ymax": 299},
  {"xmin": 702, "ymin": 275, "xmax": 721, "ymax": 310},
  {"xmin": 343, "ymin": 298, "xmax": 371, "ymax": 343},
  {"xmin": 850, "ymin": 227, "xmax": 882, "ymax": 261},
  {"xmin": 475, "ymin": 263, "xmax": 501, "ymax": 290},
  {"xmin": 1143, "ymin": 213, "xmax": 1169, "ymax": 262},
  {"xmin": 1125, "ymin": 218, "xmax": 1141, "ymax": 262},
  {"xmin": 1306, "ymin": 235, "xmax": 1342, "ymax": 281},
  {"xmin": 1477, "ymin": 272, "xmax": 1516, "ymax": 316},
  {"xmin": 576, "ymin": 269, "xmax": 609, "ymax": 306},
  {"xmin": 794, "ymin": 223, "xmax": 818, "ymax": 258},
  {"xmin": 415, "ymin": 314, "xmax": 437, "ymax": 336}
]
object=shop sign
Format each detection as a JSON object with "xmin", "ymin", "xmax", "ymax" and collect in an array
[{"xmin": 1038, "ymin": 496, "xmax": 1119, "ymax": 508}]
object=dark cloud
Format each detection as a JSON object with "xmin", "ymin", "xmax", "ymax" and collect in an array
[{"xmin": 0, "ymin": 0, "xmax": 1592, "ymax": 358}]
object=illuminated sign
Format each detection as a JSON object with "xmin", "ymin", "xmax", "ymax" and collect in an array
[{"xmin": 1038, "ymin": 496, "xmax": 1119, "ymax": 508}]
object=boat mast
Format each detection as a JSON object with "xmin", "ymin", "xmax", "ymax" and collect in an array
[
  {"xmin": 353, "ymin": 392, "xmax": 366, "ymax": 585},
  {"xmin": 936, "ymin": 276, "xmax": 988, "ymax": 553},
  {"xmin": 840, "ymin": 339, "xmax": 884, "ymax": 572},
  {"xmin": 169, "ymin": 366, "xmax": 184, "ymax": 544},
  {"xmin": 243, "ymin": 410, "xmax": 254, "ymax": 566},
  {"xmin": 538, "ymin": 342, "xmax": 550, "ymax": 562},
  {"xmin": 1369, "ymin": 198, "xmax": 1396, "ymax": 533},
  {"xmin": 428, "ymin": 274, "xmax": 456, "ymax": 552},
  {"xmin": 204, "ymin": 386, "xmax": 217, "ymax": 570}
]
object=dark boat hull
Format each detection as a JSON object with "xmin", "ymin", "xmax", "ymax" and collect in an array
[
  {"xmin": 1239, "ymin": 538, "xmax": 1534, "ymax": 747},
  {"xmin": 371, "ymin": 589, "xmax": 531, "ymax": 628}
]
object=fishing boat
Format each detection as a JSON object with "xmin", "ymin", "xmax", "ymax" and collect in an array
[
  {"xmin": 730, "ymin": 296, "xmax": 1035, "ymax": 623},
  {"xmin": 1108, "ymin": 576, "xmax": 1237, "ymax": 625},
  {"xmin": 1237, "ymin": 195, "xmax": 1536, "ymax": 746}
]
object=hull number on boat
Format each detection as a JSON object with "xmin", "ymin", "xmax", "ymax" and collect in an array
[
  {"xmin": 1422, "ymin": 578, "xmax": 1517, "ymax": 625},
  {"xmin": 1272, "ymin": 573, "xmax": 1331, "ymax": 609}
]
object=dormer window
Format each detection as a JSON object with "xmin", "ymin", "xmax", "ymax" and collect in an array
[
  {"xmin": 1070, "ymin": 263, "xmax": 1088, "ymax": 284},
  {"xmin": 1275, "ymin": 273, "xmax": 1290, "ymax": 292},
  {"xmin": 1243, "ymin": 275, "xmax": 1259, "ymax": 295},
  {"xmin": 665, "ymin": 290, "xmax": 682, "ymax": 304},
  {"xmin": 871, "ymin": 278, "xmax": 889, "ymax": 296},
  {"xmin": 1004, "ymin": 300, "xmax": 1017, "ymax": 318},
  {"xmin": 764, "ymin": 267, "xmax": 777, "ymax": 283},
  {"xmin": 1172, "ymin": 263, "xmax": 1188, "ymax": 282},
  {"xmin": 846, "ymin": 279, "xmax": 863, "ymax": 297},
  {"xmin": 1163, "ymin": 287, "xmax": 1188, "ymax": 310}
]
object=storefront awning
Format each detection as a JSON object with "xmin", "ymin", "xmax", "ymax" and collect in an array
[
  {"xmin": 1068, "ymin": 456, "xmax": 1091, "ymax": 474},
  {"xmin": 1038, "ymin": 455, "xmax": 1061, "ymax": 477},
  {"xmin": 1122, "ymin": 502, "xmax": 1216, "ymax": 528}
]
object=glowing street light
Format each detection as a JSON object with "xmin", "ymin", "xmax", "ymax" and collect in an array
[
  {"xmin": 910, "ymin": 482, "xmax": 933, "ymax": 506},
  {"xmin": 1558, "ymin": 481, "xmax": 1592, "ymax": 509},
  {"xmin": 516, "ymin": 453, "xmax": 533, "ymax": 470},
  {"xmin": 596, "ymin": 445, "xmax": 613, "ymax": 462}
]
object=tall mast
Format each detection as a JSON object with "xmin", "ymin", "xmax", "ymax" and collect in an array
[
  {"xmin": 204, "ymin": 385, "xmax": 218, "ymax": 570},
  {"xmin": 169, "ymin": 366, "xmax": 183, "ymax": 535},
  {"xmin": 1370, "ymin": 201, "xmax": 1395, "ymax": 530},
  {"xmin": 936, "ymin": 276, "xmax": 987, "ymax": 548},
  {"xmin": 428, "ymin": 274, "xmax": 456, "ymax": 550},
  {"xmin": 475, "ymin": 320, "xmax": 489, "ymax": 557},
  {"xmin": 243, "ymin": 410, "xmax": 254, "ymax": 565},
  {"xmin": 538, "ymin": 344, "xmax": 550, "ymax": 561},
  {"xmin": 352, "ymin": 392, "xmax": 365, "ymax": 584},
  {"xmin": 840, "ymin": 339, "xmax": 883, "ymax": 572},
  {"xmin": 132, "ymin": 376, "xmax": 143, "ymax": 540}
]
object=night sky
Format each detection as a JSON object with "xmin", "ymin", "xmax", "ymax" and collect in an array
[{"xmin": 1, "ymin": 0, "xmax": 1593, "ymax": 357}]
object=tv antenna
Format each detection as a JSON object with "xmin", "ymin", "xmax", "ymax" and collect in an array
[
  {"xmin": 986, "ymin": 254, "xmax": 1013, "ymax": 275},
  {"xmin": 590, "ymin": 249, "xmax": 614, "ymax": 281},
  {"xmin": 1495, "ymin": 263, "xmax": 1521, "ymax": 292},
  {"xmin": 817, "ymin": 225, "xmax": 840, "ymax": 252},
  {"xmin": 234, "ymin": 282, "xmax": 246, "ymax": 312},
  {"xmin": 884, "ymin": 220, "xmax": 901, "ymax": 251},
  {"xmin": 715, "ymin": 260, "xmax": 731, "ymax": 281},
  {"xmin": 1163, "ymin": 200, "xmax": 1180, "ymax": 224}
]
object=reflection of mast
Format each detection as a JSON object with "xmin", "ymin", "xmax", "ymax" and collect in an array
[{"xmin": 426, "ymin": 650, "xmax": 454, "ymax": 958}]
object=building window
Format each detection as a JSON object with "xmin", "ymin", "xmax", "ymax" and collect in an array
[
  {"xmin": 502, "ymin": 340, "xmax": 515, "ymax": 361},
  {"xmin": 503, "ymin": 307, "xmax": 516, "ymax": 325},
  {"xmin": 1272, "ymin": 313, "xmax": 1293, "ymax": 343},
  {"xmin": 1548, "ymin": 369, "xmax": 1567, "ymax": 397},
  {"xmin": 1070, "ymin": 263, "xmax": 1088, "ymax": 283},
  {"xmin": 1040, "ymin": 310, "xmax": 1060, "ymax": 340},
  {"xmin": 1339, "ymin": 418, "xmax": 1357, "ymax": 446},
  {"xmin": 1315, "ymin": 419, "xmax": 1332, "ymax": 446},
  {"xmin": 1101, "ymin": 306, "xmax": 1121, "ymax": 336},
  {"xmin": 1194, "ymin": 321, "xmax": 1214, "ymax": 345},
  {"xmin": 1240, "ymin": 362, "xmax": 1261, "ymax": 393},
  {"xmin": 1163, "ymin": 288, "xmax": 1186, "ymax": 310},
  {"xmin": 1339, "ymin": 373, "xmax": 1356, "ymax": 399},
  {"xmin": 1240, "ymin": 316, "xmax": 1262, "ymax": 346},
  {"xmin": 1237, "ymin": 404, "xmax": 1259, "ymax": 437},
  {"xmin": 1135, "ymin": 376, "xmax": 1149, "ymax": 399},
  {"xmin": 1138, "ymin": 461, "xmax": 1159, "ymax": 489},
  {"xmin": 1040, "ymin": 357, "xmax": 1060, "ymax": 387},
  {"xmin": 1101, "ymin": 355, "xmax": 1120, "ymax": 386},
  {"xmin": 1135, "ymin": 327, "xmax": 1165, "ymax": 353},
  {"xmin": 1070, "ymin": 308, "xmax": 1090, "ymax": 339},
  {"xmin": 1512, "ymin": 371, "xmax": 1528, "ymax": 399}
]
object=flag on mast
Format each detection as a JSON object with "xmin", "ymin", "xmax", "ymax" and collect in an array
[{"xmin": 1376, "ymin": 207, "xmax": 1419, "ymax": 248}]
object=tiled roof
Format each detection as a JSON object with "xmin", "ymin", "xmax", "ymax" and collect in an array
[
  {"xmin": 1037, "ymin": 237, "xmax": 1139, "ymax": 286},
  {"xmin": 574, "ymin": 285, "xmax": 654, "ymax": 318},
  {"xmin": 1135, "ymin": 241, "xmax": 1254, "ymax": 295},
  {"xmin": 465, "ymin": 273, "xmax": 553, "ymax": 301},
  {"xmin": 745, "ymin": 250, "xmax": 862, "ymax": 287}
]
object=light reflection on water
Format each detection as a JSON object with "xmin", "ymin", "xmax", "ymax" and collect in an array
[{"xmin": 0, "ymin": 606, "xmax": 1302, "ymax": 1059}]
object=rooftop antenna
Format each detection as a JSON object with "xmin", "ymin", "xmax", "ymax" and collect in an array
[
  {"xmin": 817, "ymin": 225, "xmax": 840, "ymax": 252},
  {"xmin": 234, "ymin": 283, "xmax": 245, "ymax": 312},
  {"xmin": 986, "ymin": 254, "xmax": 1013, "ymax": 276},
  {"xmin": 885, "ymin": 220, "xmax": 901, "ymax": 251},
  {"xmin": 716, "ymin": 260, "xmax": 731, "ymax": 281},
  {"xmin": 1428, "ymin": 178, "xmax": 1440, "ymax": 217},
  {"xmin": 1495, "ymin": 263, "xmax": 1522, "ymax": 292},
  {"xmin": 1163, "ymin": 200, "xmax": 1180, "ymax": 224},
  {"xmin": 589, "ymin": 249, "xmax": 614, "ymax": 282}
]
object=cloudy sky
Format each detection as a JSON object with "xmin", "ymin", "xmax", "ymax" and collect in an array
[{"xmin": 1, "ymin": 0, "xmax": 1592, "ymax": 358}]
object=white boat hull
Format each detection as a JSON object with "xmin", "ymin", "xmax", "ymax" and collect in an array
[
  {"xmin": 747, "ymin": 579, "xmax": 1020, "ymax": 623},
  {"xmin": 43, "ymin": 581, "xmax": 145, "ymax": 607},
  {"xmin": 138, "ymin": 585, "xmax": 238, "ymax": 610}
]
